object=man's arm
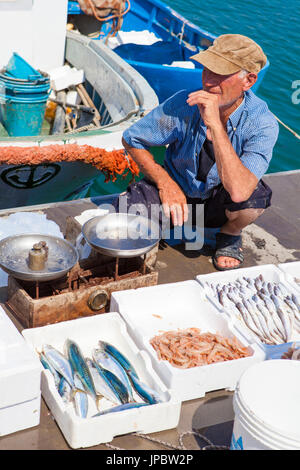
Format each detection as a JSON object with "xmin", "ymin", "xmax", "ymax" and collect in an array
[
  {"xmin": 122, "ymin": 138, "xmax": 188, "ymax": 226},
  {"xmin": 209, "ymin": 124, "xmax": 259, "ymax": 202}
]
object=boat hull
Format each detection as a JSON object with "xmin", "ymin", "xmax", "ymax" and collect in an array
[
  {"xmin": 0, "ymin": 161, "xmax": 97, "ymax": 210},
  {"xmin": 0, "ymin": 31, "xmax": 158, "ymax": 210}
]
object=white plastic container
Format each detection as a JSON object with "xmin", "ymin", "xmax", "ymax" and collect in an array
[
  {"xmin": 110, "ymin": 281, "xmax": 265, "ymax": 401},
  {"xmin": 22, "ymin": 313, "xmax": 181, "ymax": 449},
  {"xmin": 0, "ymin": 307, "xmax": 41, "ymax": 436},
  {"xmin": 231, "ymin": 360, "xmax": 300, "ymax": 450},
  {"xmin": 196, "ymin": 264, "xmax": 300, "ymax": 344},
  {"xmin": 278, "ymin": 261, "xmax": 300, "ymax": 293}
]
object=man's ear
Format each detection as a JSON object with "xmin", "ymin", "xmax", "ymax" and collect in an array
[{"xmin": 242, "ymin": 73, "xmax": 257, "ymax": 91}]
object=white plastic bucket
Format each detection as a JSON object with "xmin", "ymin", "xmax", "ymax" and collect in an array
[{"xmin": 231, "ymin": 360, "xmax": 300, "ymax": 450}]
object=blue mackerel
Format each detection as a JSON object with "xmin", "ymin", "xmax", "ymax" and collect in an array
[
  {"xmin": 40, "ymin": 352, "xmax": 61, "ymax": 388},
  {"xmin": 99, "ymin": 340, "xmax": 138, "ymax": 378},
  {"xmin": 73, "ymin": 372, "xmax": 89, "ymax": 418},
  {"xmin": 93, "ymin": 346, "xmax": 134, "ymax": 401},
  {"xmin": 92, "ymin": 360, "xmax": 129, "ymax": 405},
  {"xmin": 65, "ymin": 339, "xmax": 98, "ymax": 400},
  {"xmin": 92, "ymin": 402, "xmax": 149, "ymax": 417},
  {"xmin": 43, "ymin": 344, "xmax": 75, "ymax": 388},
  {"xmin": 127, "ymin": 371, "xmax": 163, "ymax": 405}
]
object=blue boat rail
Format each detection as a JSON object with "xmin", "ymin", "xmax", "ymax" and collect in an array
[
  {"xmin": 68, "ymin": 0, "xmax": 215, "ymax": 50},
  {"xmin": 67, "ymin": 0, "xmax": 269, "ymax": 102}
]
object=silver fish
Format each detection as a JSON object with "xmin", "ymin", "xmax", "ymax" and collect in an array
[
  {"xmin": 256, "ymin": 302, "xmax": 284, "ymax": 344},
  {"xmin": 127, "ymin": 371, "xmax": 163, "ymax": 405},
  {"xmin": 244, "ymin": 277, "xmax": 256, "ymax": 293},
  {"xmin": 66, "ymin": 340, "xmax": 98, "ymax": 400},
  {"xmin": 92, "ymin": 402, "xmax": 149, "ymax": 417},
  {"xmin": 40, "ymin": 352, "xmax": 61, "ymax": 388},
  {"xmin": 291, "ymin": 293, "xmax": 300, "ymax": 312},
  {"xmin": 86, "ymin": 358, "xmax": 129, "ymax": 405},
  {"xmin": 277, "ymin": 283, "xmax": 290, "ymax": 298},
  {"xmin": 260, "ymin": 294, "xmax": 287, "ymax": 341},
  {"xmin": 271, "ymin": 295, "xmax": 292, "ymax": 342},
  {"xmin": 43, "ymin": 344, "xmax": 74, "ymax": 388},
  {"xmin": 245, "ymin": 298, "xmax": 265, "ymax": 334},
  {"xmin": 284, "ymin": 296, "xmax": 300, "ymax": 318},
  {"xmin": 86, "ymin": 358, "xmax": 120, "ymax": 404},
  {"xmin": 99, "ymin": 341, "xmax": 139, "ymax": 379},
  {"xmin": 248, "ymin": 296, "xmax": 265, "ymax": 336},
  {"xmin": 73, "ymin": 372, "xmax": 88, "ymax": 418},
  {"xmin": 254, "ymin": 277, "xmax": 263, "ymax": 292},
  {"xmin": 58, "ymin": 376, "xmax": 73, "ymax": 404},
  {"xmin": 93, "ymin": 347, "xmax": 133, "ymax": 402},
  {"xmin": 236, "ymin": 302, "xmax": 266, "ymax": 342},
  {"xmin": 274, "ymin": 285, "xmax": 284, "ymax": 299},
  {"xmin": 266, "ymin": 282, "xmax": 274, "ymax": 296},
  {"xmin": 251, "ymin": 302, "xmax": 275, "ymax": 344}
]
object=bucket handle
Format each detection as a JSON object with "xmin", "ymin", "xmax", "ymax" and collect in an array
[{"xmin": 10, "ymin": 88, "xmax": 50, "ymax": 95}]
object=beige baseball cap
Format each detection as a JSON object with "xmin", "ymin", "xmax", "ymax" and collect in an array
[{"xmin": 190, "ymin": 34, "xmax": 267, "ymax": 75}]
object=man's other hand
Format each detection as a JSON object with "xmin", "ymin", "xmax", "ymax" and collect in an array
[{"xmin": 158, "ymin": 177, "xmax": 189, "ymax": 226}]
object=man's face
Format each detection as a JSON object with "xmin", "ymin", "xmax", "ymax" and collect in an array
[{"xmin": 202, "ymin": 67, "xmax": 250, "ymax": 108}]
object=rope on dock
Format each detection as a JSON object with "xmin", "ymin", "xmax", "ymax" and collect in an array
[
  {"xmin": 103, "ymin": 430, "xmax": 230, "ymax": 451},
  {"xmin": 273, "ymin": 113, "xmax": 300, "ymax": 140}
]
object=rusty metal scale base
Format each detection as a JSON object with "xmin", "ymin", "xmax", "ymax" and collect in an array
[{"xmin": 6, "ymin": 255, "xmax": 158, "ymax": 328}]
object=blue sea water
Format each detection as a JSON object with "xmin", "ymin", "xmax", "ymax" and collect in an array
[{"xmin": 167, "ymin": 0, "xmax": 300, "ymax": 173}]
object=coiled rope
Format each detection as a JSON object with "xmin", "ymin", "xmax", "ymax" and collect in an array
[{"xmin": 82, "ymin": 0, "xmax": 130, "ymax": 39}]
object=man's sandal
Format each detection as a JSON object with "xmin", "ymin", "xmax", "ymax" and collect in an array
[{"xmin": 212, "ymin": 232, "xmax": 244, "ymax": 271}]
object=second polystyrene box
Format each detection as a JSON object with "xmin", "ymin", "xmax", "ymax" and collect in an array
[{"xmin": 110, "ymin": 280, "xmax": 265, "ymax": 402}]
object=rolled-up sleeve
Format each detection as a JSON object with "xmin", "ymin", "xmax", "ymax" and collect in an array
[
  {"xmin": 123, "ymin": 90, "xmax": 187, "ymax": 150},
  {"xmin": 240, "ymin": 117, "xmax": 279, "ymax": 181}
]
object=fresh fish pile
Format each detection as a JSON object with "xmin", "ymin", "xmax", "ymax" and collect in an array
[
  {"xmin": 40, "ymin": 339, "xmax": 164, "ymax": 419},
  {"xmin": 205, "ymin": 275, "xmax": 300, "ymax": 345},
  {"xmin": 150, "ymin": 327, "xmax": 250, "ymax": 368}
]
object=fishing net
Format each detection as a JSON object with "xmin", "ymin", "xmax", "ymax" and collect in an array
[
  {"xmin": 0, "ymin": 144, "xmax": 139, "ymax": 183},
  {"xmin": 77, "ymin": 0, "xmax": 130, "ymax": 37}
]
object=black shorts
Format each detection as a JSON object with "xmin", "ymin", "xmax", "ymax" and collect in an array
[{"xmin": 113, "ymin": 178, "xmax": 272, "ymax": 230}]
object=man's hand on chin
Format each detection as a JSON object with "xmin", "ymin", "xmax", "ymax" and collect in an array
[{"xmin": 186, "ymin": 90, "xmax": 222, "ymax": 130}]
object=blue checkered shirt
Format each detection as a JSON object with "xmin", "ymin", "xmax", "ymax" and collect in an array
[{"xmin": 123, "ymin": 89, "xmax": 279, "ymax": 199}]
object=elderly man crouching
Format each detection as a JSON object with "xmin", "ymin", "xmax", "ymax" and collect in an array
[{"xmin": 113, "ymin": 34, "xmax": 279, "ymax": 271}]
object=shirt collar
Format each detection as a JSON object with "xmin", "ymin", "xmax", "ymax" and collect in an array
[{"xmin": 227, "ymin": 93, "xmax": 246, "ymax": 130}]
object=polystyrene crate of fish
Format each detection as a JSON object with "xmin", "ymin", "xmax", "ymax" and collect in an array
[
  {"xmin": 22, "ymin": 313, "xmax": 181, "ymax": 449},
  {"xmin": 196, "ymin": 264, "xmax": 300, "ymax": 346},
  {"xmin": 278, "ymin": 261, "xmax": 300, "ymax": 293},
  {"xmin": 110, "ymin": 280, "xmax": 265, "ymax": 401}
]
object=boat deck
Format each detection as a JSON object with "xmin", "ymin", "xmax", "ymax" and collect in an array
[{"xmin": 0, "ymin": 170, "xmax": 299, "ymax": 450}]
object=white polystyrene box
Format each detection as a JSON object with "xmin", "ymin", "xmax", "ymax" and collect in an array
[
  {"xmin": 0, "ymin": 307, "xmax": 42, "ymax": 437},
  {"xmin": 278, "ymin": 261, "xmax": 300, "ymax": 294},
  {"xmin": 196, "ymin": 264, "xmax": 300, "ymax": 343},
  {"xmin": 22, "ymin": 313, "xmax": 181, "ymax": 449},
  {"xmin": 110, "ymin": 280, "xmax": 265, "ymax": 401}
]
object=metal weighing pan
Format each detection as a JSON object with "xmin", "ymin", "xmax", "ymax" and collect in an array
[
  {"xmin": 82, "ymin": 213, "xmax": 161, "ymax": 258},
  {"xmin": 0, "ymin": 234, "xmax": 79, "ymax": 282}
]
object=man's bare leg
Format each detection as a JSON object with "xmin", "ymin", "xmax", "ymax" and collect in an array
[{"xmin": 215, "ymin": 207, "xmax": 265, "ymax": 269}]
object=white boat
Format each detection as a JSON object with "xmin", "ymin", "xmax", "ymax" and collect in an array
[{"xmin": 0, "ymin": 31, "xmax": 158, "ymax": 210}]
